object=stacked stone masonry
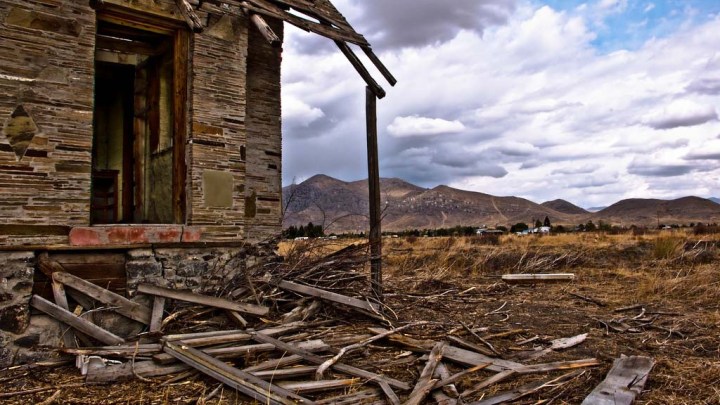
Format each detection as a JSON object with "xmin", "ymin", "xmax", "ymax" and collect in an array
[{"xmin": 0, "ymin": 0, "xmax": 284, "ymax": 245}]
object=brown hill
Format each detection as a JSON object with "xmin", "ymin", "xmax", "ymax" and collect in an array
[
  {"xmin": 541, "ymin": 199, "xmax": 588, "ymax": 215},
  {"xmin": 283, "ymin": 175, "xmax": 574, "ymax": 232},
  {"xmin": 592, "ymin": 196, "xmax": 720, "ymax": 226}
]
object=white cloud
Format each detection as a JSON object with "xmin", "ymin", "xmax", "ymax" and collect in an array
[
  {"xmin": 387, "ymin": 115, "xmax": 466, "ymax": 137},
  {"xmin": 282, "ymin": 96, "xmax": 325, "ymax": 127},
  {"xmin": 642, "ymin": 100, "xmax": 718, "ymax": 130}
]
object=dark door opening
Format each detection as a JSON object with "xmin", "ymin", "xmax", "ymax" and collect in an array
[{"xmin": 92, "ymin": 19, "xmax": 186, "ymax": 224}]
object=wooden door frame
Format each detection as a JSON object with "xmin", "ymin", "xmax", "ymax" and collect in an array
[{"xmin": 95, "ymin": 9, "xmax": 189, "ymax": 224}]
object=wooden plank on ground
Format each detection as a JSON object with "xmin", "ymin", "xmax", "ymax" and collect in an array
[
  {"xmin": 137, "ymin": 284, "xmax": 269, "ymax": 316},
  {"xmin": 163, "ymin": 341, "xmax": 314, "ymax": 405},
  {"xmin": 252, "ymin": 332, "xmax": 411, "ymax": 391},
  {"xmin": 149, "ymin": 296, "xmax": 165, "ymax": 333},
  {"xmin": 153, "ymin": 339, "xmax": 329, "ymax": 364},
  {"xmin": 278, "ymin": 379, "xmax": 360, "ymax": 394},
  {"xmin": 86, "ymin": 361, "xmax": 189, "ymax": 383},
  {"xmin": 469, "ymin": 370, "xmax": 583, "ymax": 405},
  {"xmin": 404, "ymin": 341, "xmax": 445, "ymax": 405},
  {"xmin": 369, "ymin": 327, "xmax": 523, "ymax": 372},
  {"xmin": 62, "ymin": 344, "xmax": 161, "ymax": 357},
  {"xmin": 501, "ymin": 274, "xmax": 575, "ymax": 284},
  {"xmin": 276, "ymin": 280, "xmax": 380, "ymax": 313},
  {"xmin": 50, "ymin": 281, "xmax": 77, "ymax": 348},
  {"xmin": 53, "ymin": 272, "xmax": 152, "ymax": 324},
  {"xmin": 30, "ymin": 295, "xmax": 124, "ymax": 345},
  {"xmin": 581, "ymin": 355, "xmax": 655, "ymax": 405},
  {"xmin": 250, "ymin": 366, "xmax": 317, "ymax": 380}
]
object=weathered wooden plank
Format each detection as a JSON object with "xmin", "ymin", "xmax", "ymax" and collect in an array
[
  {"xmin": 460, "ymin": 370, "xmax": 516, "ymax": 399},
  {"xmin": 516, "ymin": 358, "xmax": 601, "ymax": 374},
  {"xmin": 86, "ymin": 361, "xmax": 189, "ymax": 383},
  {"xmin": 470, "ymin": 370, "xmax": 582, "ymax": 405},
  {"xmin": 149, "ymin": 296, "xmax": 165, "ymax": 333},
  {"xmin": 501, "ymin": 274, "xmax": 575, "ymax": 284},
  {"xmin": 252, "ymin": 333, "xmax": 411, "ymax": 391},
  {"xmin": 447, "ymin": 335, "xmax": 495, "ymax": 357},
  {"xmin": 53, "ymin": 272, "xmax": 152, "ymax": 324},
  {"xmin": 250, "ymin": 366, "xmax": 317, "ymax": 380},
  {"xmin": 432, "ymin": 363, "xmax": 459, "ymax": 405},
  {"xmin": 163, "ymin": 341, "xmax": 314, "ymax": 405},
  {"xmin": 315, "ymin": 389, "xmax": 382, "ymax": 405},
  {"xmin": 175, "ymin": 0, "xmax": 204, "ymax": 32},
  {"xmin": 277, "ymin": 280, "xmax": 379, "ymax": 313},
  {"xmin": 243, "ymin": 354, "xmax": 306, "ymax": 373},
  {"xmin": 368, "ymin": 327, "xmax": 524, "ymax": 373},
  {"xmin": 30, "ymin": 296, "xmax": 125, "ymax": 346},
  {"xmin": 378, "ymin": 381, "xmax": 401, "ymax": 405},
  {"xmin": 581, "ymin": 356, "xmax": 655, "ymax": 405},
  {"xmin": 153, "ymin": 339, "xmax": 328, "ymax": 364},
  {"xmin": 278, "ymin": 379, "xmax": 360, "ymax": 394},
  {"xmin": 361, "ymin": 46, "xmax": 397, "ymax": 86},
  {"xmin": 50, "ymin": 281, "xmax": 77, "ymax": 348},
  {"xmin": 62, "ymin": 344, "xmax": 162, "ymax": 357},
  {"xmin": 137, "ymin": 284, "xmax": 269, "ymax": 316},
  {"xmin": 404, "ymin": 342, "xmax": 445, "ymax": 405},
  {"xmin": 336, "ymin": 42, "xmax": 385, "ymax": 98},
  {"xmin": 250, "ymin": 13, "xmax": 281, "ymax": 47},
  {"xmin": 226, "ymin": 310, "xmax": 248, "ymax": 327}
]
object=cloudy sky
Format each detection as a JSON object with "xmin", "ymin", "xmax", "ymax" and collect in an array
[{"xmin": 280, "ymin": 0, "xmax": 720, "ymax": 208}]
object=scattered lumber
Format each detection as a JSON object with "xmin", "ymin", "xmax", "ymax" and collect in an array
[
  {"xmin": 581, "ymin": 355, "xmax": 655, "ymax": 405},
  {"xmin": 501, "ymin": 274, "xmax": 575, "ymax": 284},
  {"xmin": 163, "ymin": 341, "xmax": 315, "ymax": 405},
  {"xmin": 469, "ymin": 370, "xmax": 584, "ymax": 405},
  {"xmin": 404, "ymin": 341, "xmax": 445, "ymax": 405},
  {"xmin": 316, "ymin": 321, "xmax": 428, "ymax": 378},
  {"xmin": 251, "ymin": 332, "xmax": 412, "ymax": 391},
  {"xmin": 30, "ymin": 296, "xmax": 125, "ymax": 346},
  {"xmin": 53, "ymin": 272, "xmax": 152, "ymax": 324},
  {"xmin": 276, "ymin": 280, "xmax": 381, "ymax": 315},
  {"xmin": 14, "ymin": 243, "xmax": 647, "ymax": 404},
  {"xmin": 137, "ymin": 284, "xmax": 269, "ymax": 316}
]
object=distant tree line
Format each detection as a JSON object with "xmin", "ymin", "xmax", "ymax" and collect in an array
[
  {"xmin": 283, "ymin": 222, "xmax": 324, "ymax": 239},
  {"xmin": 283, "ymin": 219, "xmax": 720, "ymax": 239}
]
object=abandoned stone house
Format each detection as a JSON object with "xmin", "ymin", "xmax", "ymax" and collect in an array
[{"xmin": 0, "ymin": 0, "xmax": 393, "ymax": 364}]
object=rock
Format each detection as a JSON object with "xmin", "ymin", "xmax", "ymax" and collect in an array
[{"xmin": 0, "ymin": 304, "xmax": 29, "ymax": 334}]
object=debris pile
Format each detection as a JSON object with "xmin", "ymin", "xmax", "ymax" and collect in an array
[{"xmin": 1, "ymin": 243, "xmax": 654, "ymax": 404}]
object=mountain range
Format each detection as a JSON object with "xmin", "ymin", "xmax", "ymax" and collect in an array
[{"xmin": 282, "ymin": 175, "xmax": 720, "ymax": 232}]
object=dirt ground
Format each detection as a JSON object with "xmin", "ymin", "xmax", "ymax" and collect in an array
[{"xmin": 1, "ymin": 231, "xmax": 718, "ymax": 404}]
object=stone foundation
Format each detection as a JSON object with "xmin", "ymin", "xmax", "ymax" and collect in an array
[{"xmin": 0, "ymin": 240, "xmax": 279, "ymax": 367}]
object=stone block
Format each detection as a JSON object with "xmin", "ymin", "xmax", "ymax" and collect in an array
[
  {"xmin": 0, "ymin": 304, "xmax": 30, "ymax": 334},
  {"xmin": 126, "ymin": 259, "xmax": 163, "ymax": 280},
  {"xmin": 177, "ymin": 260, "xmax": 209, "ymax": 277}
]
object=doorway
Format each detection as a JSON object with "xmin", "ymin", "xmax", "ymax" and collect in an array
[{"xmin": 91, "ymin": 17, "xmax": 187, "ymax": 224}]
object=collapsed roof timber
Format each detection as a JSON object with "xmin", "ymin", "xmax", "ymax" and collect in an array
[{"xmin": 169, "ymin": 0, "xmax": 397, "ymax": 98}]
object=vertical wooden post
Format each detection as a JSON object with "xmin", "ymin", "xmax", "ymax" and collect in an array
[{"xmin": 366, "ymin": 87, "xmax": 383, "ymax": 302}]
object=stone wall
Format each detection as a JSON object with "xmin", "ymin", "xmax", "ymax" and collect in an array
[
  {"xmin": 188, "ymin": 14, "xmax": 249, "ymax": 239},
  {"xmin": 0, "ymin": 251, "xmax": 35, "ymax": 367},
  {"xmin": 244, "ymin": 17, "xmax": 284, "ymax": 242},
  {"xmin": 0, "ymin": 1, "xmax": 97, "ymax": 243}
]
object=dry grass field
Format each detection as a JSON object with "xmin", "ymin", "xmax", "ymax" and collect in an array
[
  {"xmin": 377, "ymin": 231, "xmax": 720, "ymax": 404},
  {"xmin": 281, "ymin": 230, "xmax": 719, "ymax": 403},
  {"xmin": 1, "ymin": 230, "xmax": 717, "ymax": 404}
]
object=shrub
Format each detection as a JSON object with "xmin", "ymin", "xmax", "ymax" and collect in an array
[{"xmin": 653, "ymin": 236, "xmax": 684, "ymax": 260}]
